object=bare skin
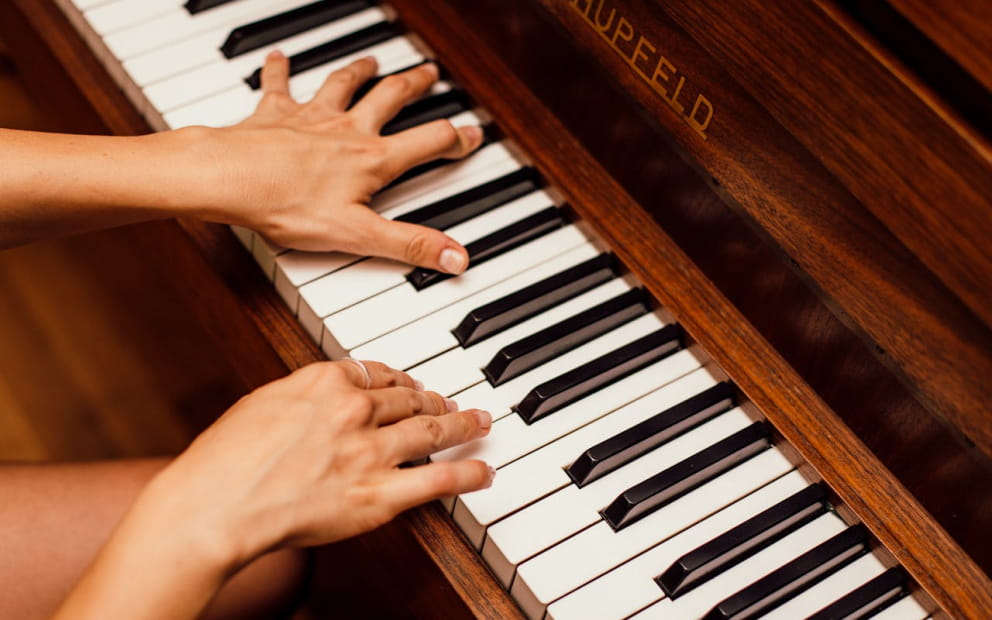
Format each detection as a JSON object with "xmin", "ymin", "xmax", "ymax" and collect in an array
[{"xmin": 0, "ymin": 52, "xmax": 494, "ymax": 619}]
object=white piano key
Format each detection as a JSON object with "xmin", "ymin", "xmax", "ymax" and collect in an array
[
  {"xmin": 298, "ymin": 192, "xmax": 556, "ymax": 341},
  {"xmin": 440, "ymin": 310, "xmax": 670, "ymax": 426},
  {"xmin": 410, "ymin": 276, "xmax": 636, "ymax": 397},
  {"xmin": 481, "ymin": 408, "xmax": 756, "ymax": 590},
  {"xmin": 230, "ymin": 224, "xmax": 254, "ymax": 251},
  {"xmin": 144, "ymin": 10, "xmax": 390, "ymax": 113},
  {"xmin": 545, "ymin": 468, "xmax": 809, "ymax": 620},
  {"xmin": 250, "ymin": 234, "xmax": 286, "ymax": 281},
  {"xmin": 272, "ymin": 145, "xmax": 522, "ymax": 311},
  {"xmin": 163, "ymin": 37, "xmax": 419, "ymax": 128},
  {"xmin": 868, "ymin": 594, "xmax": 931, "ymax": 620},
  {"xmin": 351, "ymin": 243, "xmax": 605, "ymax": 369},
  {"xmin": 74, "ymin": 0, "xmax": 117, "ymax": 11},
  {"xmin": 105, "ymin": 0, "xmax": 317, "ymax": 61},
  {"xmin": 452, "ymin": 365, "xmax": 723, "ymax": 549},
  {"xmin": 84, "ymin": 0, "xmax": 178, "ymax": 36},
  {"xmin": 628, "ymin": 513, "xmax": 847, "ymax": 620},
  {"xmin": 761, "ymin": 552, "xmax": 887, "ymax": 620},
  {"xmin": 318, "ymin": 223, "xmax": 593, "ymax": 357}
]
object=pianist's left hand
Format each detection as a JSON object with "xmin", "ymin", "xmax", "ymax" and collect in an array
[{"xmin": 0, "ymin": 54, "xmax": 484, "ymax": 275}]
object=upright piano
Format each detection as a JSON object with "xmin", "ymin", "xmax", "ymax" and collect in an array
[{"xmin": 2, "ymin": 0, "xmax": 990, "ymax": 618}]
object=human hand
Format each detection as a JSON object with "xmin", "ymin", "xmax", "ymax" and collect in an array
[
  {"xmin": 134, "ymin": 360, "xmax": 493, "ymax": 571},
  {"xmin": 199, "ymin": 53, "xmax": 483, "ymax": 274}
]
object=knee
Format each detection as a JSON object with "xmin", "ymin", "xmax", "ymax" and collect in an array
[{"xmin": 202, "ymin": 548, "xmax": 311, "ymax": 620}]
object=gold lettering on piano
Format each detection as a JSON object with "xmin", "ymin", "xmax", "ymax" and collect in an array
[{"xmin": 569, "ymin": 0, "xmax": 714, "ymax": 139}]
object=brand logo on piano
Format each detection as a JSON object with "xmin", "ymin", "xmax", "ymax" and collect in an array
[{"xmin": 569, "ymin": 0, "xmax": 714, "ymax": 139}]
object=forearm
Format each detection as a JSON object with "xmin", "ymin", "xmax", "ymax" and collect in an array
[{"xmin": 0, "ymin": 127, "xmax": 223, "ymax": 249}]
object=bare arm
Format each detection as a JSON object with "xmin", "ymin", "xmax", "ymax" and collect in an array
[{"xmin": 0, "ymin": 54, "xmax": 482, "ymax": 274}]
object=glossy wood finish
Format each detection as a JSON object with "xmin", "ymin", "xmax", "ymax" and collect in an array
[
  {"xmin": 6, "ymin": 0, "xmax": 990, "ymax": 617},
  {"xmin": 389, "ymin": 0, "xmax": 992, "ymax": 617}
]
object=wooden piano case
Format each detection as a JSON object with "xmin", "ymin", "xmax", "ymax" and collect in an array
[{"xmin": 2, "ymin": 0, "xmax": 990, "ymax": 617}]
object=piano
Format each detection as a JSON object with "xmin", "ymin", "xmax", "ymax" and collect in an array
[{"xmin": 2, "ymin": 0, "xmax": 989, "ymax": 618}]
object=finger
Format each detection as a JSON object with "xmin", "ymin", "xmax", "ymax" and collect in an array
[
  {"xmin": 307, "ymin": 56, "xmax": 379, "ymax": 115},
  {"xmin": 367, "ymin": 387, "xmax": 454, "ymax": 425},
  {"xmin": 260, "ymin": 50, "xmax": 291, "ymax": 97},
  {"xmin": 381, "ymin": 460, "xmax": 495, "ymax": 513},
  {"xmin": 379, "ymin": 409, "xmax": 492, "ymax": 463},
  {"xmin": 340, "ymin": 206, "xmax": 470, "ymax": 274},
  {"xmin": 382, "ymin": 120, "xmax": 484, "ymax": 178},
  {"xmin": 349, "ymin": 63, "xmax": 439, "ymax": 131},
  {"xmin": 336, "ymin": 359, "xmax": 417, "ymax": 390}
]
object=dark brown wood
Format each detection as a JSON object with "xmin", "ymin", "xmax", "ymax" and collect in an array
[{"xmin": 389, "ymin": 1, "xmax": 992, "ymax": 617}]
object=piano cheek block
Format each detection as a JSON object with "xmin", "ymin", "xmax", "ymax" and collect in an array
[{"xmin": 602, "ymin": 422, "xmax": 771, "ymax": 531}]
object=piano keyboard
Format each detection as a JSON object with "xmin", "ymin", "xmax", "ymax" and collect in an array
[{"xmin": 58, "ymin": 1, "xmax": 936, "ymax": 618}]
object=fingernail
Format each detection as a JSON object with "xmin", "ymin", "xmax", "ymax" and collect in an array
[
  {"xmin": 268, "ymin": 49, "xmax": 284, "ymax": 60},
  {"xmin": 485, "ymin": 465, "xmax": 496, "ymax": 488},
  {"xmin": 439, "ymin": 248, "xmax": 467, "ymax": 274},
  {"xmin": 413, "ymin": 379, "xmax": 425, "ymax": 391},
  {"xmin": 475, "ymin": 409, "xmax": 492, "ymax": 431},
  {"xmin": 462, "ymin": 125, "xmax": 483, "ymax": 145},
  {"xmin": 423, "ymin": 62, "xmax": 440, "ymax": 78},
  {"xmin": 445, "ymin": 398, "xmax": 459, "ymax": 413}
]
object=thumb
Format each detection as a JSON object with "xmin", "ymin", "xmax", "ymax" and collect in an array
[{"xmin": 348, "ymin": 208, "xmax": 469, "ymax": 274}]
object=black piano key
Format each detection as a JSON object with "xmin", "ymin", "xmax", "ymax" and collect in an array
[
  {"xmin": 601, "ymin": 421, "xmax": 771, "ymax": 531},
  {"xmin": 395, "ymin": 168, "xmax": 539, "ymax": 231},
  {"xmin": 656, "ymin": 483, "xmax": 829, "ymax": 598},
  {"xmin": 452, "ymin": 253, "xmax": 619, "ymax": 347},
  {"xmin": 703, "ymin": 524, "xmax": 870, "ymax": 620},
  {"xmin": 381, "ymin": 90, "xmax": 471, "ymax": 136},
  {"xmin": 185, "ymin": 0, "xmax": 236, "ymax": 15},
  {"xmin": 483, "ymin": 288, "xmax": 650, "ymax": 386},
  {"xmin": 806, "ymin": 567, "xmax": 909, "ymax": 620},
  {"xmin": 514, "ymin": 324, "xmax": 684, "ymax": 424},
  {"xmin": 245, "ymin": 22, "xmax": 400, "ymax": 89},
  {"xmin": 568, "ymin": 382, "xmax": 737, "ymax": 488},
  {"xmin": 221, "ymin": 0, "xmax": 373, "ymax": 59},
  {"xmin": 406, "ymin": 207, "xmax": 565, "ymax": 290}
]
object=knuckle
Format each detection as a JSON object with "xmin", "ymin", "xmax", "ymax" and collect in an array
[
  {"xmin": 433, "ymin": 120, "xmax": 458, "ymax": 147},
  {"xmin": 427, "ymin": 466, "xmax": 458, "ymax": 496},
  {"xmin": 403, "ymin": 230, "xmax": 435, "ymax": 264},
  {"xmin": 380, "ymin": 74, "xmax": 411, "ymax": 95},
  {"xmin": 407, "ymin": 391, "xmax": 424, "ymax": 415},
  {"xmin": 329, "ymin": 67, "xmax": 360, "ymax": 89},
  {"xmin": 416, "ymin": 416, "xmax": 446, "ymax": 452}
]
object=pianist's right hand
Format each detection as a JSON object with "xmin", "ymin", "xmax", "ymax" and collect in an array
[{"xmin": 55, "ymin": 359, "xmax": 494, "ymax": 620}]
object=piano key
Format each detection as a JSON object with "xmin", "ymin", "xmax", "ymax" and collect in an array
[
  {"xmin": 298, "ymin": 193, "xmax": 557, "ymax": 337},
  {"xmin": 144, "ymin": 13, "xmax": 393, "ymax": 114},
  {"xmin": 483, "ymin": 287, "xmax": 649, "ymax": 386},
  {"xmin": 395, "ymin": 166, "xmax": 539, "ymax": 231},
  {"xmin": 760, "ymin": 552, "xmax": 887, "ymax": 620},
  {"xmin": 510, "ymin": 450, "xmax": 801, "ymax": 619},
  {"xmin": 453, "ymin": 365, "xmax": 722, "ymax": 548},
  {"xmin": 350, "ymin": 243, "xmax": 606, "ymax": 369},
  {"xmin": 435, "ymin": 345, "xmax": 705, "ymax": 475},
  {"xmin": 545, "ymin": 467, "xmax": 808, "ymax": 620},
  {"xmin": 222, "ymin": 0, "xmax": 373, "ymax": 58},
  {"xmin": 434, "ymin": 311, "xmax": 671, "ymax": 429},
  {"xmin": 867, "ymin": 593, "xmax": 931, "ymax": 620},
  {"xmin": 806, "ymin": 567, "xmax": 909, "ymax": 620},
  {"xmin": 123, "ymin": 6, "xmax": 387, "ymax": 87},
  {"xmin": 381, "ymin": 90, "xmax": 471, "ymax": 136},
  {"xmin": 514, "ymin": 324, "xmax": 684, "ymax": 424},
  {"xmin": 251, "ymin": 234, "xmax": 286, "ymax": 281},
  {"xmin": 453, "ymin": 252, "xmax": 619, "ymax": 347},
  {"xmin": 602, "ymin": 421, "xmax": 771, "ymax": 531},
  {"xmin": 185, "ymin": 0, "xmax": 238, "ymax": 15},
  {"xmin": 628, "ymin": 513, "xmax": 847, "ymax": 620},
  {"xmin": 656, "ymin": 482, "xmax": 828, "ymax": 598},
  {"xmin": 410, "ymin": 277, "xmax": 636, "ymax": 398},
  {"xmin": 105, "ymin": 0, "xmax": 318, "ymax": 62},
  {"xmin": 230, "ymin": 224, "xmax": 254, "ymax": 251},
  {"xmin": 406, "ymin": 207, "xmax": 565, "ymax": 290},
  {"xmin": 84, "ymin": 0, "xmax": 177, "ymax": 36},
  {"xmin": 273, "ymin": 150, "xmax": 524, "ymax": 308},
  {"xmin": 567, "ymin": 381, "xmax": 736, "ymax": 488},
  {"xmin": 244, "ymin": 21, "xmax": 399, "ymax": 89},
  {"xmin": 163, "ymin": 38, "xmax": 421, "ymax": 128},
  {"xmin": 702, "ymin": 524, "xmax": 869, "ymax": 619},
  {"xmin": 481, "ymin": 408, "xmax": 755, "ymax": 589},
  {"xmin": 318, "ymin": 223, "xmax": 593, "ymax": 356}
]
